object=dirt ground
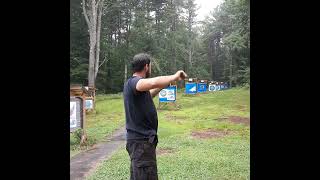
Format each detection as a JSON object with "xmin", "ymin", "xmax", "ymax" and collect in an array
[
  {"xmin": 217, "ymin": 116, "xmax": 250, "ymax": 126},
  {"xmin": 191, "ymin": 129, "xmax": 231, "ymax": 139},
  {"xmin": 156, "ymin": 147, "xmax": 176, "ymax": 155},
  {"xmin": 228, "ymin": 116, "xmax": 250, "ymax": 126}
]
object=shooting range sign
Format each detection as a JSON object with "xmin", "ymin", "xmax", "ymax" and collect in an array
[
  {"xmin": 159, "ymin": 86, "xmax": 176, "ymax": 102},
  {"xmin": 185, "ymin": 83, "xmax": 197, "ymax": 94},
  {"xmin": 216, "ymin": 85, "xmax": 221, "ymax": 91},
  {"xmin": 197, "ymin": 83, "xmax": 207, "ymax": 93},
  {"xmin": 70, "ymin": 97, "xmax": 83, "ymax": 132},
  {"xmin": 85, "ymin": 99, "xmax": 93, "ymax": 109},
  {"xmin": 209, "ymin": 84, "xmax": 216, "ymax": 91},
  {"xmin": 70, "ymin": 102, "xmax": 77, "ymax": 128}
]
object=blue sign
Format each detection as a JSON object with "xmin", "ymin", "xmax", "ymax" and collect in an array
[
  {"xmin": 85, "ymin": 99, "xmax": 93, "ymax": 109},
  {"xmin": 197, "ymin": 83, "xmax": 207, "ymax": 93},
  {"xmin": 220, "ymin": 85, "xmax": 225, "ymax": 90},
  {"xmin": 159, "ymin": 86, "xmax": 176, "ymax": 102},
  {"xmin": 185, "ymin": 83, "xmax": 197, "ymax": 94},
  {"xmin": 209, "ymin": 84, "xmax": 216, "ymax": 91}
]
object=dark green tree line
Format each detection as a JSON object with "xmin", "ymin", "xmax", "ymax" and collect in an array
[{"xmin": 70, "ymin": 0, "xmax": 250, "ymax": 93}]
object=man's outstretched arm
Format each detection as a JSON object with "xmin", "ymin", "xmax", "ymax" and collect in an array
[{"xmin": 136, "ymin": 70, "xmax": 187, "ymax": 93}]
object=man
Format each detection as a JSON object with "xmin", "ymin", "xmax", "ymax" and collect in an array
[{"xmin": 123, "ymin": 53, "xmax": 187, "ymax": 180}]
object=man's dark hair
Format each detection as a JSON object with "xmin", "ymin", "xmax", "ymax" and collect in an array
[{"xmin": 131, "ymin": 53, "xmax": 151, "ymax": 72}]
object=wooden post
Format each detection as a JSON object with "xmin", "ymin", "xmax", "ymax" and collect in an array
[
  {"xmin": 80, "ymin": 94, "xmax": 87, "ymax": 146},
  {"xmin": 91, "ymin": 86, "xmax": 96, "ymax": 110}
]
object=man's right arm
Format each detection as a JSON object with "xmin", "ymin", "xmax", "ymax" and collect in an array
[{"xmin": 136, "ymin": 70, "xmax": 187, "ymax": 92}]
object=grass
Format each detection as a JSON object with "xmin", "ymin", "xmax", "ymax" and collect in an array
[
  {"xmin": 87, "ymin": 87, "xmax": 250, "ymax": 179},
  {"xmin": 70, "ymin": 93, "xmax": 125, "ymax": 158}
]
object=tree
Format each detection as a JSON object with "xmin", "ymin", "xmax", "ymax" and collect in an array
[
  {"xmin": 71, "ymin": 0, "xmax": 89, "ymax": 84},
  {"xmin": 185, "ymin": 0, "xmax": 197, "ymax": 75},
  {"xmin": 82, "ymin": 0, "xmax": 105, "ymax": 87},
  {"xmin": 201, "ymin": 0, "xmax": 250, "ymax": 86}
]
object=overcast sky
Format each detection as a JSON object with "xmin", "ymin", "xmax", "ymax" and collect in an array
[{"xmin": 195, "ymin": 0, "xmax": 223, "ymax": 21}]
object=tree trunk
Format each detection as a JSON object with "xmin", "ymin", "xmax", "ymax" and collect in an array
[
  {"xmin": 89, "ymin": 0, "xmax": 97, "ymax": 87},
  {"xmin": 233, "ymin": 55, "xmax": 238, "ymax": 86},
  {"xmin": 124, "ymin": 64, "xmax": 127, "ymax": 85},
  {"xmin": 88, "ymin": 41, "xmax": 96, "ymax": 87},
  {"xmin": 82, "ymin": 0, "xmax": 104, "ymax": 87},
  {"xmin": 188, "ymin": 8, "xmax": 192, "ymax": 69},
  {"xmin": 188, "ymin": 43, "xmax": 192, "ymax": 69},
  {"xmin": 174, "ymin": 38, "xmax": 177, "ymax": 72},
  {"xmin": 94, "ymin": 1, "xmax": 103, "ymax": 79},
  {"xmin": 229, "ymin": 51, "xmax": 232, "ymax": 88},
  {"xmin": 173, "ymin": 43, "xmax": 177, "ymax": 72},
  {"xmin": 208, "ymin": 36, "xmax": 215, "ymax": 80}
]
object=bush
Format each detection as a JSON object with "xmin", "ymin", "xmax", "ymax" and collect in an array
[
  {"xmin": 243, "ymin": 83, "xmax": 250, "ymax": 89},
  {"xmin": 70, "ymin": 129, "xmax": 98, "ymax": 149},
  {"xmin": 70, "ymin": 129, "xmax": 82, "ymax": 146}
]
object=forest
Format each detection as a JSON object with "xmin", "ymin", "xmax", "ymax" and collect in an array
[{"xmin": 70, "ymin": 0, "xmax": 250, "ymax": 93}]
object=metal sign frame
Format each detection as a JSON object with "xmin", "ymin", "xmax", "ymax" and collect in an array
[{"xmin": 70, "ymin": 96, "xmax": 85, "ymax": 132}]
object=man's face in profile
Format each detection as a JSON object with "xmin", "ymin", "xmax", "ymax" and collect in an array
[{"xmin": 145, "ymin": 63, "xmax": 151, "ymax": 78}]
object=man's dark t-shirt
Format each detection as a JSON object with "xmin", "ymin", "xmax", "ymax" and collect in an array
[{"xmin": 123, "ymin": 76, "xmax": 158, "ymax": 140}]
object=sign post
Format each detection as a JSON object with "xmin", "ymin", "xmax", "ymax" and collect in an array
[
  {"xmin": 70, "ymin": 96, "xmax": 84, "ymax": 132},
  {"xmin": 70, "ymin": 84, "xmax": 87, "ymax": 145}
]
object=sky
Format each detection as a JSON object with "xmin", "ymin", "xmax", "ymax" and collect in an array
[{"xmin": 195, "ymin": 0, "xmax": 223, "ymax": 21}]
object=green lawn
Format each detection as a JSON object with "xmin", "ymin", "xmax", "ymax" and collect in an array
[
  {"xmin": 87, "ymin": 88, "xmax": 250, "ymax": 179},
  {"xmin": 70, "ymin": 93, "xmax": 125, "ymax": 158}
]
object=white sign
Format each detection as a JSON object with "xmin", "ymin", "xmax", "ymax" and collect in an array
[
  {"xmin": 167, "ymin": 89, "xmax": 175, "ymax": 100},
  {"xmin": 70, "ymin": 102, "xmax": 77, "ymax": 128},
  {"xmin": 85, "ymin": 99, "xmax": 93, "ymax": 109},
  {"xmin": 159, "ymin": 88, "xmax": 175, "ymax": 101},
  {"xmin": 209, "ymin": 84, "xmax": 216, "ymax": 91}
]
